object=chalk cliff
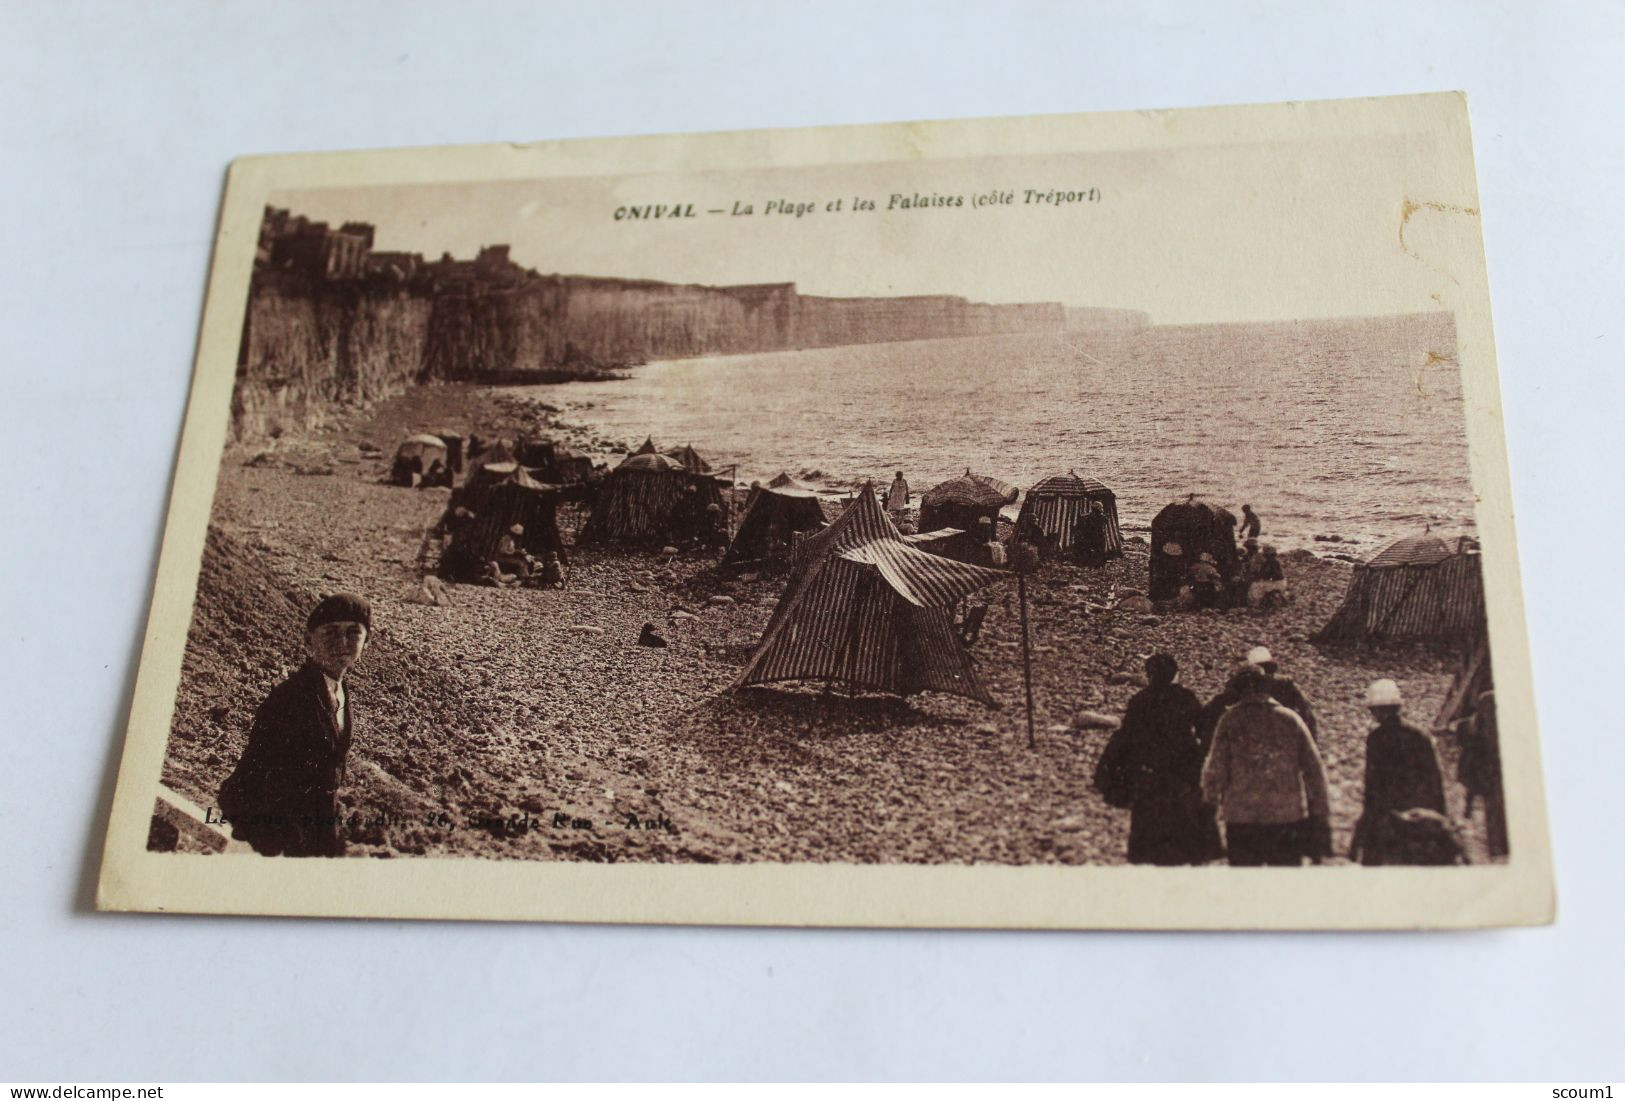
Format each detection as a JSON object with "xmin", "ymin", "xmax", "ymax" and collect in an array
[{"xmin": 233, "ymin": 213, "xmax": 1146, "ymax": 440}]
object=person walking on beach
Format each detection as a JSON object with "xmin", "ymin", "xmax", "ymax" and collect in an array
[
  {"xmin": 1246, "ymin": 646, "xmax": 1319, "ymax": 742},
  {"xmin": 1195, "ymin": 663, "xmax": 1247, "ymax": 755},
  {"xmin": 1201, "ymin": 664, "xmax": 1332, "ymax": 866},
  {"xmin": 885, "ymin": 471, "xmax": 910, "ymax": 520},
  {"xmin": 1348, "ymin": 679, "xmax": 1451, "ymax": 865},
  {"xmin": 217, "ymin": 594, "xmax": 372, "ymax": 857},
  {"xmin": 1072, "ymin": 499, "xmax": 1110, "ymax": 568},
  {"xmin": 1094, "ymin": 653, "xmax": 1223, "ymax": 865},
  {"xmin": 1240, "ymin": 504, "xmax": 1262, "ymax": 542}
]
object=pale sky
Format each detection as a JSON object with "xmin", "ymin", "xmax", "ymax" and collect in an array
[{"xmin": 277, "ymin": 130, "xmax": 1475, "ymax": 325}]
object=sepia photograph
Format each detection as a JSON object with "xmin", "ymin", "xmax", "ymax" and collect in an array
[{"xmin": 96, "ymin": 93, "xmax": 1552, "ymax": 927}]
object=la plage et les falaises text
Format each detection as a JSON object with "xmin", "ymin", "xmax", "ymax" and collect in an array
[{"xmin": 612, "ymin": 187, "xmax": 1102, "ymax": 221}]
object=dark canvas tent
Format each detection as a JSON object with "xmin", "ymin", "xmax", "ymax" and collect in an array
[
  {"xmin": 721, "ymin": 474, "xmax": 827, "ymax": 567},
  {"xmin": 579, "ymin": 450, "xmax": 725, "ymax": 545},
  {"xmin": 1014, "ymin": 470, "xmax": 1124, "ymax": 557},
  {"xmin": 439, "ymin": 461, "xmax": 574, "ymax": 579},
  {"xmin": 391, "ymin": 433, "xmax": 447, "ymax": 486},
  {"xmin": 1313, "ymin": 532, "xmax": 1485, "ymax": 644},
  {"xmin": 735, "ymin": 485, "xmax": 1007, "ymax": 705},
  {"xmin": 918, "ymin": 470, "xmax": 1019, "ymax": 533},
  {"xmin": 1148, "ymin": 497, "xmax": 1240, "ymax": 600}
]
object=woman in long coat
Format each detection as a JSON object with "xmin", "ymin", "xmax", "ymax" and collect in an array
[
  {"xmin": 1348, "ymin": 679, "xmax": 1450, "ymax": 865},
  {"xmin": 1095, "ymin": 653, "xmax": 1224, "ymax": 865}
]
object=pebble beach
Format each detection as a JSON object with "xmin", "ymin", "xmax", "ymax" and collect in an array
[{"xmin": 158, "ymin": 383, "xmax": 1494, "ymax": 864}]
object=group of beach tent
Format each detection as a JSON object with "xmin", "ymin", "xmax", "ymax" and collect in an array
[{"xmin": 419, "ymin": 423, "xmax": 1485, "ymax": 703}]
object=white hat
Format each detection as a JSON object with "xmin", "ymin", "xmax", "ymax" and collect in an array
[
  {"xmin": 1366, "ymin": 679, "xmax": 1403, "ymax": 707},
  {"xmin": 1246, "ymin": 646, "xmax": 1273, "ymax": 665}
]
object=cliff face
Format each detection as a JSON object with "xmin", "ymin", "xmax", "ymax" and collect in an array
[
  {"xmin": 234, "ymin": 282, "xmax": 432, "ymax": 440},
  {"xmin": 232, "ymin": 269, "xmax": 1084, "ymax": 441}
]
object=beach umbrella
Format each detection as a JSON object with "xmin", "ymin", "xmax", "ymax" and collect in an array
[
  {"xmin": 618, "ymin": 452, "xmax": 685, "ymax": 473},
  {"xmin": 919, "ymin": 470, "xmax": 1019, "ymax": 532},
  {"xmin": 922, "ymin": 470, "xmax": 1019, "ymax": 510}
]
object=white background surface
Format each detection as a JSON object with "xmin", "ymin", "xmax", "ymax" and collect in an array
[{"xmin": 3, "ymin": 0, "xmax": 1621, "ymax": 1082}]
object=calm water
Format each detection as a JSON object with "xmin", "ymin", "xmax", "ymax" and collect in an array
[{"xmin": 520, "ymin": 313, "xmax": 1473, "ymax": 554}]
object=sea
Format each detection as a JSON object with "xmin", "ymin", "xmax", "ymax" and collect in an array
[{"xmin": 521, "ymin": 312, "xmax": 1474, "ymax": 555}]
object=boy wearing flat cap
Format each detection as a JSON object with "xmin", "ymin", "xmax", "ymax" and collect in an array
[{"xmin": 217, "ymin": 593, "xmax": 371, "ymax": 857}]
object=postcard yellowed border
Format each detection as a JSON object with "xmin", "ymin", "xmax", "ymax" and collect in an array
[{"xmin": 96, "ymin": 92, "xmax": 1554, "ymax": 927}]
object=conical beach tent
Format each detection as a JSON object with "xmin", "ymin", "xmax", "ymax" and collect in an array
[
  {"xmin": 721, "ymin": 474, "xmax": 827, "ymax": 567},
  {"xmin": 580, "ymin": 447, "xmax": 725, "ymax": 544},
  {"xmin": 440, "ymin": 461, "xmax": 573, "ymax": 578},
  {"xmin": 1313, "ymin": 532, "xmax": 1485, "ymax": 644},
  {"xmin": 734, "ymin": 485, "xmax": 1007, "ymax": 705},
  {"xmin": 919, "ymin": 470, "xmax": 1019, "ymax": 533},
  {"xmin": 662, "ymin": 442, "xmax": 714, "ymax": 474},
  {"xmin": 1014, "ymin": 470, "xmax": 1123, "ymax": 557}
]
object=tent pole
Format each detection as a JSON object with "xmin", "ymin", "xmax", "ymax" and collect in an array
[
  {"xmin": 1019, "ymin": 571, "xmax": 1036, "ymax": 750},
  {"xmin": 728, "ymin": 464, "xmax": 737, "ymax": 538}
]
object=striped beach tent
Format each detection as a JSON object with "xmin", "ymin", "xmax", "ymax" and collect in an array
[
  {"xmin": 1014, "ymin": 470, "xmax": 1124, "ymax": 557},
  {"xmin": 735, "ymin": 485, "xmax": 1007, "ymax": 705},
  {"xmin": 439, "ymin": 462, "xmax": 576, "ymax": 578},
  {"xmin": 721, "ymin": 474, "xmax": 828, "ymax": 567},
  {"xmin": 1313, "ymin": 532, "xmax": 1486, "ymax": 644},
  {"xmin": 579, "ymin": 449, "xmax": 725, "ymax": 544},
  {"xmin": 918, "ymin": 470, "xmax": 1019, "ymax": 534}
]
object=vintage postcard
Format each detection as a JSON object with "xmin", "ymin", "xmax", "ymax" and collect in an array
[{"xmin": 97, "ymin": 92, "xmax": 1553, "ymax": 927}]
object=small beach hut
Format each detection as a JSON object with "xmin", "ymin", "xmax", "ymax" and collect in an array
[
  {"xmin": 1148, "ymin": 497, "xmax": 1240, "ymax": 600},
  {"xmin": 579, "ymin": 449, "xmax": 726, "ymax": 545},
  {"xmin": 1313, "ymin": 532, "xmax": 1486, "ymax": 644},
  {"xmin": 735, "ymin": 485, "xmax": 1007, "ymax": 705},
  {"xmin": 440, "ymin": 461, "xmax": 573, "ymax": 579},
  {"xmin": 721, "ymin": 474, "xmax": 828, "ymax": 568},
  {"xmin": 1014, "ymin": 470, "xmax": 1124, "ymax": 558},
  {"xmin": 918, "ymin": 470, "xmax": 1019, "ymax": 534},
  {"xmin": 391, "ymin": 433, "xmax": 447, "ymax": 486}
]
